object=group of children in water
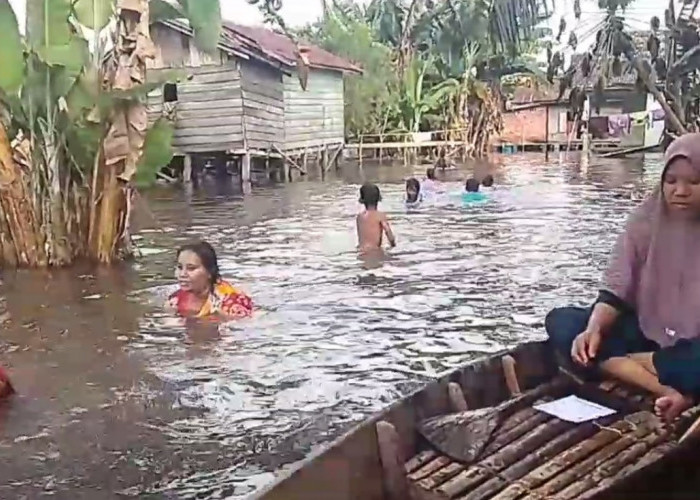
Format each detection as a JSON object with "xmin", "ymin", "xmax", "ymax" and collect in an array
[{"xmin": 356, "ymin": 168, "xmax": 494, "ymax": 252}]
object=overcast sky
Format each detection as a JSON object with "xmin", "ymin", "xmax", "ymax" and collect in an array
[
  {"xmin": 6, "ymin": 0, "xmax": 370, "ymax": 28},
  {"xmin": 7, "ymin": 0, "xmax": 673, "ymax": 49}
]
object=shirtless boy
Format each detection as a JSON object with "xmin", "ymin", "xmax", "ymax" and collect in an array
[{"xmin": 356, "ymin": 183, "xmax": 396, "ymax": 252}]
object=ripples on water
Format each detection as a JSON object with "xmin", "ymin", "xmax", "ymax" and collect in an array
[{"xmin": 0, "ymin": 154, "xmax": 662, "ymax": 498}]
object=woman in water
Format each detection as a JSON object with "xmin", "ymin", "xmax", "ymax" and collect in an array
[
  {"xmin": 169, "ymin": 241, "xmax": 253, "ymax": 318},
  {"xmin": 546, "ymin": 133, "xmax": 700, "ymax": 421}
]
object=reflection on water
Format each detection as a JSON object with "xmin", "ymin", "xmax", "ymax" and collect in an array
[{"xmin": 0, "ymin": 154, "xmax": 659, "ymax": 498}]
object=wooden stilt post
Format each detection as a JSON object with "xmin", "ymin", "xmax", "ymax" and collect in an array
[
  {"xmin": 265, "ymin": 149, "xmax": 272, "ymax": 181},
  {"xmin": 335, "ymin": 144, "xmax": 342, "ymax": 170},
  {"xmin": 379, "ymin": 133, "xmax": 384, "ymax": 165},
  {"xmin": 302, "ymin": 148, "xmax": 308, "ymax": 177},
  {"xmin": 501, "ymin": 355, "xmax": 521, "ymax": 396},
  {"xmin": 545, "ymin": 104, "xmax": 550, "ymax": 161},
  {"xmin": 283, "ymin": 157, "xmax": 291, "ymax": 183},
  {"xmin": 183, "ymin": 154, "xmax": 192, "ymax": 184},
  {"xmin": 241, "ymin": 151, "xmax": 251, "ymax": 188},
  {"xmin": 359, "ymin": 135, "xmax": 364, "ymax": 169},
  {"xmin": 376, "ymin": 421, "xmax": 409, "ymax": 500}
]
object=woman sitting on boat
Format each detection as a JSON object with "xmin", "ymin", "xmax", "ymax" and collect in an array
[
  {"xmin": 546, "ymin": 133, "xmax": 700, "ymax": 422},
  {"xmin": 169, "ymin": 241, "xmax": 253, "ymax": 319}
]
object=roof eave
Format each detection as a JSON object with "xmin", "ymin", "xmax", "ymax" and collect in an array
[{"xmin": 157, "ymin": 19, "xmax": 288, "ymax": 73}]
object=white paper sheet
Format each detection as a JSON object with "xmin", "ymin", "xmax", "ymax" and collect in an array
[{"xmin": 533, "ymin": 395, "xmax": 617, "ymax": 423}]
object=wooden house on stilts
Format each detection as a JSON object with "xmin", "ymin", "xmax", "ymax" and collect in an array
[{"xmin": 146, "ymin": 20, "xmax": 361, "ymax": 184}]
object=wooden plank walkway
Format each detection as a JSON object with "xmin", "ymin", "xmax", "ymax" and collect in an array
[{"xmin": 345, "ymin": 140, "xmax": 623, "ymax": 154}]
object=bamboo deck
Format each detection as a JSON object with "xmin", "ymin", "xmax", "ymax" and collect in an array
[{"xmin": 402, "ymin": 375, "xmax": 697, "ymax": 500}]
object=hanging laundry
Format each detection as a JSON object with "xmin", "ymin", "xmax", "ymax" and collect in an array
[
  {"xmin": 651, "ymin": 108, "xmax": 666, "ymax": 121},
  {"xmin": 630, "ymin": 111, "xmax": 648, "ymax": 125},
  {"xmin": 608, "ymin": 114, "xmax": 631, "ymax": 137}
]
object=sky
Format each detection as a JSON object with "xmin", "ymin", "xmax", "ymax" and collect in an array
[
  {"xmin": 6, "ymin": 0, "xmax": 368, "ymax": 29},
  {"xmin": 7, "ymin": 0, "xmax": 674, "ymax": 49}
]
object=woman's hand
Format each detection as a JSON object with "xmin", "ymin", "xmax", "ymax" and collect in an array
[{"xmin": 571, "ymin": 327, "xmax": 602, "ymax": 366}]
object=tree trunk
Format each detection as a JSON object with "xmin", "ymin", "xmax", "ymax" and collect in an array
[
  {"xmin": 88, "ymin": 0, "xmax": 154, "ymax": 264},
  {"xmin": 629, "ymin": 55, "xmax": 688, "ymax": 134},
  {"xmin": 0, "ymin": 122, "xmax": 46, "ymax": 267}
]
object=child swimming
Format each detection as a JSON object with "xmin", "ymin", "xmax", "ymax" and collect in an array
[
  {"xmin": 356, "ymin": 183, "xmax": 396, "ymax": 252},
  {"xmin": 462, "ymin": 177, "xmax": 487, "ymax": 204},
  {"xmin": 405, "ymin": 177, "xmax": 422, "ymax": 206},
  {"xmin": 421, "ymin": 168, "xmax": 439, "ymax": 195},
  {"xmin": 481, "ymin": 174, "xmax": 494, "ymax": 188}
]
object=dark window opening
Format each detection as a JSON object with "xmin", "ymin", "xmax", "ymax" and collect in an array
[{"xmin": 164, "ymin": 83, "xmax": 178, "ymax": 103}]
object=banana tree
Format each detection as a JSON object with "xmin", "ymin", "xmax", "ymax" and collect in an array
[
  {"xmin": 0, "ymin": 0, "xmax": 285, "ymax": 267},
  {"xmin": 398, "ymin": 56, "xmax": 465, "ymax": 132}
]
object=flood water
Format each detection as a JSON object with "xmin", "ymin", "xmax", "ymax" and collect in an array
[{"xmin": 0, "ymin": 154, "xmax": 661, "ymax": 498}]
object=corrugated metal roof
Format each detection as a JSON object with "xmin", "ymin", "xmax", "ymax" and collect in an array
[
  {"xmin": 157, "ymin": 20, "xmax": 361, "ymax": 75},
  {"xmin": 223, "ymin": 22, "xmax": 362, "ymax": 74}
]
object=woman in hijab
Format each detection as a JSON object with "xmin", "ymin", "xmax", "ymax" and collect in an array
[{"xmin": 546, "ymin": 133, "xmax": 700, "ymax": 422}]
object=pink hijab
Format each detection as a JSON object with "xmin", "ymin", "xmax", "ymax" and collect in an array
[{"xmin": 604, "ymin": 133, "xmax": 700, "ymax": 347}]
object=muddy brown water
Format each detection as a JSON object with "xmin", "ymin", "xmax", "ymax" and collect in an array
[{"xmin": 0, "ymin": 155, "xmax": 661, "ymax": 498}]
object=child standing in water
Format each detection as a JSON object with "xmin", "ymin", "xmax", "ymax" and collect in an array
[
  {"xmin": 405, "ymin": 177, "xmax": 422, "ymax": 206},
  {"xmin": 356, "ymin": 183, "xmax": 396, "ymax": 252},
  {"xmin": 421, "ymin": 167, "xmax": 439, "ymax": 195}
]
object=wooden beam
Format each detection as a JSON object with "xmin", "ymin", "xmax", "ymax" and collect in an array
[
  {"xmin": 502, "ymin": 355, "xmax": 521, "ymax": 397},
  {"xmin": 241, "ymin": 152, "xmax": 251, "ymax": 182},
  {"xmin": 271, "ymin": 145, "xmax": 307, "ymax": 175},
  {"xmin": 629, "ymin": 55, "xmax": 688, "ymax": 134},
  {"xmin": 183, "ymin": 154, "xmax": 192, "ymax": 184},
  {"xmin": 324, "ymin": 143, "xmax": 344, "ymax": 173},
  {"xmin": 447, "ymin": 382, "xmax": 468, "ymax": 412},
  {"xmin": 376, "ymin": 421, "xmax": 410, "ymax": 500}
]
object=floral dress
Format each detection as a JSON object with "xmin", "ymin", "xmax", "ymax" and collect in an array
[{"xmin": 169, "ymin": 280, "xmax": 253, "ymax": 318}]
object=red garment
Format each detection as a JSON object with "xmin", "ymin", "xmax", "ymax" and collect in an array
[
  {"xmin": 169, "ymin": 280, "xmax": 253, "ymax": 318},
  {"xmin": 0, "ymin": 367, "xmax": 14, "ymax": 398}
]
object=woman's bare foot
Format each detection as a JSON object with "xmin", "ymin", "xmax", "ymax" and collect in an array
[{"xmin": 655, "ymin": 390, "xmax": 694, "ymax": 422}]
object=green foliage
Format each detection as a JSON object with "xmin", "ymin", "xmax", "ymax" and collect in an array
[
  {"xmin": 179, "ymin": 0, "xmax": 222, "ymax": 55},
  {"xmin": 300, "ymin": 9, "xmax": 401, "ymax": 137},
  {"xmin": 26, "ymin": 0, "xmax": 73, "ymax": 49},
  {"xmin": 134, "ymin": 118, "xmax": 175, "ymax": 187},
  {"xmin": 73, "ymin": 0, "xmax": 116, "ymax": 30},
  {"xmin": 302, "ymin": 0, "xmax": 549, "ymax": 137},
  {"xmin": 0, "ymin": 0, "xmax": 222, "ymax": 183},
  {"xmin": 0, "ymin": 0, "xmax": 25, "ymax": 94},
  {"xmin": 151, "ymin": 0, "xmax": 185, "ymax": 21}
]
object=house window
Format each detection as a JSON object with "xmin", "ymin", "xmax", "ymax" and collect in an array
[{"xmin": 164, "ymin": 83, "xmax": 178, "ymax": 103}]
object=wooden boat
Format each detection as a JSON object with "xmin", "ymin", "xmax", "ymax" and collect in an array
[{"xmin": 255, "ymin": 341, "xmax": 700, "ymax": 500}]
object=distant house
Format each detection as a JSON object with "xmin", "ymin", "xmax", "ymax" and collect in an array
[
  {"xmin": 226, "ymin": 23, "xmax": 361, "ymax": 154},
  {"xmin": 500, "ymin": 60, "xmax": 665, "ymax": 150},
  {"xmin": 146, "ymin": 20, "xmax": 361, "ymax": 181}
]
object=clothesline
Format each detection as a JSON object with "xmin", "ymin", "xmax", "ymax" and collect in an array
[{"xmin": 588, "ymin": 109, "xmax": 665, "ymax": 139}]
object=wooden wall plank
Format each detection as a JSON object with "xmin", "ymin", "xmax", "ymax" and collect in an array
[
  {"xmin": 240, "ymin": 59, "xmax": 285, "ymax": 150},
  {"xmin": 177, "ymin": 98, "xmax": 242, "ymax": 111},
  {"xmin": 174, "ymin": 125, "xmax": 243, "ymax": 138},
  {"xmin": 283, "ymin": 69, "xmax": 345, "ymax": 151}
]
